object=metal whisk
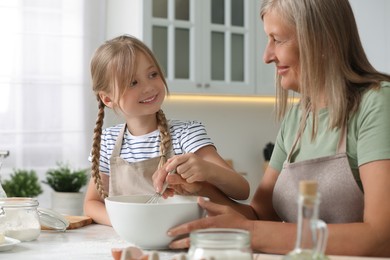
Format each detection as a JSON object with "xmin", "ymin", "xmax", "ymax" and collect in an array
[{"xmin": 146, "ymin": 169, "xmax": 177, "ymax": 204}]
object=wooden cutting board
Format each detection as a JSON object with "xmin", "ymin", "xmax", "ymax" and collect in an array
[
  {"xmin": 65, "ymin": 215, "xmax": 93, "ymax": 230},
  {"xmin": 41, "ymin": 215, "xmax": 93, "ymax": 230}
]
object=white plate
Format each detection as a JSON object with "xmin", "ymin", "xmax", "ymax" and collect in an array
[{"xmin": 0, "ymin": 236, "xmax": 21, "ymax": 251}]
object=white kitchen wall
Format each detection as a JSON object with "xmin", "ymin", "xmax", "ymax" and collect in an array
[
  {"xmin": 350, "ymin": 0, "xmax": 390, "ymax": 74},
  {"xmin": 164, "ymin": 99, "xmax": 280, "ymax": 201}
]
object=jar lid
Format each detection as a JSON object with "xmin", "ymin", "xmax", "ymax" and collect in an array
[
  {"xmin": 38, "ymin": 207, "xmax": 70, "ymax": 231},
  {"xmin": 190, "ymin": 228, "xmax": 250, "ymax": 248},
  {"xmin": 0, "ymin": 197, "xmax": 39, "ymax": 208}
]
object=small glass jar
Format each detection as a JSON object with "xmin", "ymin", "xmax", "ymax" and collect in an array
[
  {"xmin": 187, "ymin": 228, "xmax": 253, "ymax": 260},
  {"xmin": 0, "ymin": 197, "xmax": 41, "ymax": 241}
]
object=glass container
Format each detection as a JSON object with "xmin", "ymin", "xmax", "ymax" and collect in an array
[
  {"xmin": 0, "ymin": 197, "xmax": 68, "ymax": 242},
  {"xmin": 0, "ymin": 197, "xmax": 41, "ymax": 241},
  {"xmin": 187, "ymin": 228, "xmax": 253, "ymax": 260}
]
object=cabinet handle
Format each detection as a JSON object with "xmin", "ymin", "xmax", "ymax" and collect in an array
[
  {"xmin": 196, "ymin": 83, "xmax": 202, "ymax": 88},
  {"xmin": 204, "ymin": 83, "xmax": 210, "ymax": 88}
]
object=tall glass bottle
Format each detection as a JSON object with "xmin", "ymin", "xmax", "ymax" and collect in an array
[{"xmin": 284, "ymin": 181, "xmax": 328, "ymax": 260}]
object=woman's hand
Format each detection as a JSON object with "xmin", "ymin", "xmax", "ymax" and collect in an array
[
  {"xmin": 167, "ymin": 197, "xmax": 250, "ymax": 249},
  {"xmin": 165, "ymin": 172, "xmax": 203, "ymax": 196}
]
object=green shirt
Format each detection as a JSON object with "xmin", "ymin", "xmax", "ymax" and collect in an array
[{"xmin": 270, "ymin": 81, "xmax": 390, "ymax": 189}]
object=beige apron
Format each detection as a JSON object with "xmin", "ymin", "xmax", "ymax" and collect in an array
[
  {"xmin": 109, "ymin": 124, "xmax": 173, "ymax": 197},
  {"xmin": 273, "ymin": 115, "xmax": 364, "ymax": 223}
]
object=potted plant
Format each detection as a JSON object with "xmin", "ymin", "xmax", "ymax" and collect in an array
[
  {"xmin": 42, "ymin": 163, "xmax": 88, "ymax": 216},
  {"xmin": 1, "ymin": 169, "xmax": 43, "ymax": 197}
]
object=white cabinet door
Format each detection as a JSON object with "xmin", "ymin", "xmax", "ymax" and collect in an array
[{"xmin": 145, "ymin": 0, "xmax": 258, "ymax": 95}]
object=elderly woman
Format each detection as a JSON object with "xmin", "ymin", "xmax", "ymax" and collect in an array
[{"xmin": 158, "ymin": 0, "xmax": 390, "ymax": 257}]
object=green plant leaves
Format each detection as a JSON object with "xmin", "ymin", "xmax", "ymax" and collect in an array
[
  {"xmin": 42, "ymin": 163, "xmax": 88, "ymax": 192},
  {"xmin": 2, "ymin": 169, "xmax": 43, "ymax": 197}
]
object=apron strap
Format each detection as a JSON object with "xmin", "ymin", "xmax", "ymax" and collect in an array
[
  {"xmin": 286, "ymin": 109, "xmax": 347, "ymax": 162},
  {"xmin": 111, "ymin": 124, "xmax": 126, "ymax": 157},
  {"xmin": 336, "ymin": 124, "xmax": 347, "ymax": 154},
  {"xmin": 111, "ymin": 123, "xmax": 175, "ymax": 159},
  {"xmin": 287, "ymin": 108, "xmax": 310, "ymax": 162}
]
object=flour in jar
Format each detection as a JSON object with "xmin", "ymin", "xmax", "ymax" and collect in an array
[
  {"xmin": 1, "ymin": 202, "xmax": 41, "ymax": 241},
  {"xmin": 5, "ymin": 228, "xmax": 40, "ymax": 242}
]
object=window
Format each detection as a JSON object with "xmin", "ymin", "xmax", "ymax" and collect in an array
[{"xmin": 0, "ymin": 0, "xmax": 104, "ymax": 175}]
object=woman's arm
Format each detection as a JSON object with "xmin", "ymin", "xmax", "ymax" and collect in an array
[
  {"xmin": 169, "ymin": 160, "xmax": 390, "ymax": 257},
  {"xmin": 324, "ymin": 159, "xmax": 390, "ymax": 256},
  {"xmin": 248, "ymin": 159, "xmax": 390, "ymax": 256},
  {"xmin": 250, "ymin": 165, "xmax": 281, "ymax": 221},
  {"xmin": 83, "ymin": 173, "xmax": 111, "ymax": 226},
  {"xmin": 163, "ymin": 145, "xmax": 250, "ymax": 200}
]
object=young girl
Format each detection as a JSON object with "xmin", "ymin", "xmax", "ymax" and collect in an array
[{"xmin": 84, "ymin": 35, "xmax": 249, "ymax": 225}]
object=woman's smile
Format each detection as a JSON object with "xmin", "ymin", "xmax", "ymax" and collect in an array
[{"xmin": 276, "ymin": 66, "xmax": 289, "ymax": 75}]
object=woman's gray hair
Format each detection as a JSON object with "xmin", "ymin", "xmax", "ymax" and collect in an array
[{"xmin": 260, "ymin": 0, "xmax": 390, "ymax": 139}]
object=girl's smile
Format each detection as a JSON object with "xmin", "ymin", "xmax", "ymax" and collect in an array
[{"xmin": 139, "ymin": 94, "xmax": 159, "ymax": 104}]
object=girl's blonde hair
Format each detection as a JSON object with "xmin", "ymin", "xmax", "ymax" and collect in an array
[
  {"xmin": 90, "ymin": 35, "xmax": 171, "ymax": 198},
  {"xmin": 260, "ymin": 0, "xmax": 390, "ymax": 139}
]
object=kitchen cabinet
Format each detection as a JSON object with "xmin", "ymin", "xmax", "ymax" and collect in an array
[
  {"xmin": 145, "ymin": 0, "xmax": 257, "ymax": 95},
  {"xmin": 105, "ymin": 0, "xmax": 275, "ymax": 96}
]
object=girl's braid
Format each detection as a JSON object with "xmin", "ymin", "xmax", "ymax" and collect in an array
[
  {"xmin": 156, "ymin": 109, "xmax": 172, "ymax": 169},
  {"xmin": 91, "ymin": 99, "xmax": 108, "ymax": 199}
]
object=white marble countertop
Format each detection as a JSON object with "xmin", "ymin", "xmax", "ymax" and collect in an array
[
  {"xmin": 1, "ymin": 224, "xmax": 387, "ymax": 260},
  {"xmin": 1, "ymin": 224, "xmax": 183, "ymax": 260}
]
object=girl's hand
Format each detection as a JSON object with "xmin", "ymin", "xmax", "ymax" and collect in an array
[
  {"xmin": 151, "ymin": 154, "xmax": 195, "ymax": 194},
  {"xmin": 152, "ymin": 163, "xmax": 203, "ymax": 197},
  {"xmin": 167, "ymin": 197, "xmax": 249, "ymax": 249},
  {"xmin": 166, "ymin": 153, "xmax": 214, "ymax": 184}
]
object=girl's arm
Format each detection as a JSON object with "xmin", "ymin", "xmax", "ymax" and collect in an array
[
  {"xmin": 83, "ymin": 173, "xmax": 112, "ymax": 226},
  {"xmin": 165, "ymin": 145, "xmax": 250, "ymax": 200}
]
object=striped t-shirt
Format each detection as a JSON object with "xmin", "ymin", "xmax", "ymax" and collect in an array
[{"xmin": 89, "ymin": 120, "xmax": 214, "ymax": 175}]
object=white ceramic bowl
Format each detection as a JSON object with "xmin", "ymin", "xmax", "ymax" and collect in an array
[{"xmin": 105, "ymin": 195, "xmax": 205, "ymax": 249}]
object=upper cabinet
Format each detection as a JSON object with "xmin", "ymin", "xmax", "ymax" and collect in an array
[{"xmin": 105, "ymin": 0, "xmax": 275, "ymax": 96}]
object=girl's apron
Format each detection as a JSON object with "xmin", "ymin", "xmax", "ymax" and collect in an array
[
  {"xmin": 108, "ymin": 124, "xmax": 173, "ymax": 197},
  {"xmin": 273, "ymin": 115, "xmax": 364, "ymax": 223}
]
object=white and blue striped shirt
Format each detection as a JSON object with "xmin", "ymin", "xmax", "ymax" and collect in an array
[{"xmin": 89, "ymin": 120, "xmax": 214, "ymax": 174}]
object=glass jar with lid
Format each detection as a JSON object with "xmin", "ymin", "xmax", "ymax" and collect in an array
[
  {"xmin": 0, "ymin": 197, "xmax": 69, "ymax": 242},
  {"xmin": 187, "ymin": 228, "xmax": 253, "ymax": 260}
]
